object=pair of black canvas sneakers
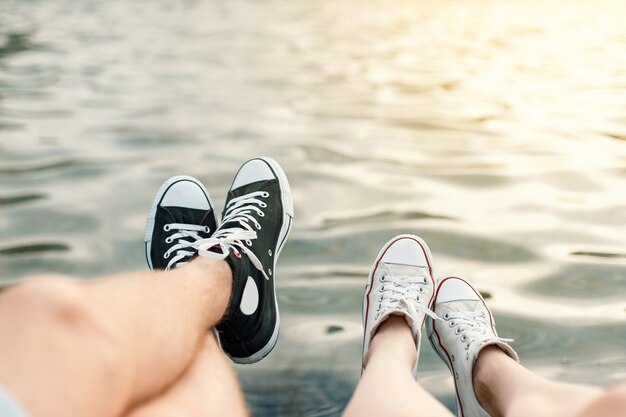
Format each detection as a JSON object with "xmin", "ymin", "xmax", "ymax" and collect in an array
[{"xmin": 144, "ymin": 157, "xmax": 294, "ymax": 364}]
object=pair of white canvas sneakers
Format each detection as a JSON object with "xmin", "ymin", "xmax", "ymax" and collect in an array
[{"xmin": 362, "ymin": 234, "xmax": 519, "ymax": 417}]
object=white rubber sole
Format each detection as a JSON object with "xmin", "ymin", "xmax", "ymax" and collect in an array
[
  {"xmin": 143, "ymin": 175, "xmax": 216, "ymax": 270},
  {"xmin": 229, "ymin": 156, "xmax": 294, "ymax": 364}
]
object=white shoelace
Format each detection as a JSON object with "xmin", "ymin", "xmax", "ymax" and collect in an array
[
  {"xmin": 196, "ymin": 191, "xmax": 269, "ymax": 280},
  {"xmin": 162, "ymin": 223, "xmax": 210, "ymax": 270},
  {"xmin": 443, "ymin": 311, "xmax": 513, "ymax": 359},
  {"xmin": 376, "ymin": 273, "xmax": 439, "ymax": 322}
]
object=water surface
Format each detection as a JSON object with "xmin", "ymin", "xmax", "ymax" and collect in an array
[{"xmin": 1, "ymin": 0, "xmax": 626, "ymax": 415}]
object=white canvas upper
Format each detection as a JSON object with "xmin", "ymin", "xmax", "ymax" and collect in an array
[
  {"xmin": 362, "ymin": 234, "xmax": 437, "ymax": 379},
  {"xmin": 427, "ymin": 277, "xmax": 519, "ymax": 417}
]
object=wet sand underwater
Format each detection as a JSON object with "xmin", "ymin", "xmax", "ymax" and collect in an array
[{"xmin": 1, "ymin": 0, "xmax": 626, "ymax": 415}]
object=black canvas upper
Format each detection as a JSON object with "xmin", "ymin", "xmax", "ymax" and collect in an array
[
  {"xmin": 148, "ymin": 203, "xmax": 217, "ymax": 270},
  {"xmin": 216, "ymin": 177, "xmax": 284, "ymax": 360}
]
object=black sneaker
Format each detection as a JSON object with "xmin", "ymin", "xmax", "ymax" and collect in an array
[
  {"xmin": 196, "ymin": 157, "xmax": 294, "ymax": 363},
  {"xmin": 144, "ymin": 176, "xmax": 218, "ymax": 270}
]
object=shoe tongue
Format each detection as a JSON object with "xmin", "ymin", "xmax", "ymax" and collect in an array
[
  {"xmin": 219, "ymin": 220, "xmax": 245, "ymax": 232},
  {"xmin": 229, "ymin": 180, "xmax": 268, "ymax": 198},
  {"xmin": 439, "ymin": 299, "xmax": 481, "ymax": 314},
  {"xmin": 382, "ymin": 263, "xmax": 424, "ymax": 279},
  {"xmin": 206, "ymin": 245, "xmax": 226, "ymax": 255},
  {"xmin": 164, "ymin": 206, "xmax": 208, "ymax": 226}
]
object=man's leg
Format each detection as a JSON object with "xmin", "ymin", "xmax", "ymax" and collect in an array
[
  {"xmin": 0, "ymin": 256, "xmax": 231, "ymax": 417},
  {"xmin": 474, "ymin": 346, "xmax": 623, "ymax": 417},
  {"xmin": 0, "ymin": 158, "xmax": 293, "ymax": 417},
  {"xmin": 343, "ymin": 316, "xmax": 454, "ymax": 417},
  {"xmin": 125, "ymin": 333, "xmax": 248, "ymax": 417}
]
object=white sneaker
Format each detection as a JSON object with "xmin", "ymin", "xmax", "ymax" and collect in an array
[
  {"xmin": 426, "ymin": 277, "xmax": 519, "ymax": 417},
  {"xmin": 362, "ymin": 234, "xmax": 438, "ymax": 379}
]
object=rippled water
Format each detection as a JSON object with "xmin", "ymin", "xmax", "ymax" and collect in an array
[{"xmin": 1, "ymin": 0, "xmax": 626, "ymax": 415}]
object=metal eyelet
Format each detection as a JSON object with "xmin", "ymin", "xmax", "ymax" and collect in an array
[
  {"xmin": 164, "ymin": 252, "xmax": 170, "ymax": 259},
  {"xmin": 234, "ymin": 251, "xmax": 242, "ymax": 259},
  {"xmin": 259, "ymin": 212, "xmax": 265, "ymax": 217},
  {"xmin": 461, "ymin": 335, "xmax": 467, "ymax": 342},
  {"xmin": 163, "ymin": 224, "xmax": 171, "ymax": 231},
  {"xmin": 260, "ymin": 202, "xmax": 267, "ymax": 208},
  {"xmin": 416, "ymin": 296, "xmax": 421, "ymax": 302},
  {"xmin": 268, "ymin": 249, "xmax": 272, "ymax": 256},
  {"xmin": 380, "ymin": 275, "xmax": 386, "ymax": 282},
  {"xmin": 262, "ymin": 192, "xmax": 269, "ymax": 198},
  {"xmin": 204, "ymin": 226, "xmax": 210, "ymax": 233},
  {"xmin": 455, "ymin": 328, "xmax": 461, "ymax": 335},
  {"xmin": 246, "ymin": 240, "xmax": 252, "ymax": 246},
  {"xmin": 449, "ymin": 321, "xmax": 455, "ymax": 327},
  {"xmin": 268, "ymin": 269, "xmax": 272, "ymax": 276},
  {"xmin": 255, "ymin": 223, "xmax": 261, "ymax": 230},
  {"xmin": 165, "ymin": 237, "xmax": 173, "ymax": 244},
  {"xmin": 465, "ymin": 344, "xmax": 470, "ymax": 350},
  {"xmin": 443, "ymin": 313, "xmax": 449, "ymax": 320},
  {"xmin": 378, "ymin": 295, "xmax": 384, "ymax": 302},
  {"xmin": 418, "ymin": 287, "xmax": 424, "ymax": 294}
]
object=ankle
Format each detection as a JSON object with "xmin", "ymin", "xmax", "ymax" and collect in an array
[
  {"xmin": 473, "ymin": 345, "xmax": 513, "ymax": 417},
  {"xmin": 366, "ymin": 315, "xmax": 416, "ymax": 369},
  {"xmin": 189, "ymin": 257, "xmax": 232, "ymax": 279}
]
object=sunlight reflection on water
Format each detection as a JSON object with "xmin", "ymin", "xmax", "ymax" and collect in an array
[{"xmin": 1, "ymin": 0, "xmax": 626, "ymax": 415}]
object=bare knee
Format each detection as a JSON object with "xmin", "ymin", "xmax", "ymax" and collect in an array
[
  {"xmin": 0, "ymin": 277, "xmax": 96, "ymax": 327},
  {"xmin": 0, "ymin": 277, "xmax": 123, "ymax": 378}
]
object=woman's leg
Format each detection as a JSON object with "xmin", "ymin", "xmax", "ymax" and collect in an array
[
  {"xmin": 343, "ymin": 316, "xmax": 453, "ymax": 417},
  {"xmin": 126, "ymin": 332, "xmax": 248, "ymax": 417},
  {"xmin": 428, "ymin": 276, "xmax": 625, "ymax": 417},
  {"xmin": 0, "ymin": 256, "xmax": 231, "ymax": 417},
  {"xmin": 474, "ymin": 346, "xmax": 621, "ymax": 417}
]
